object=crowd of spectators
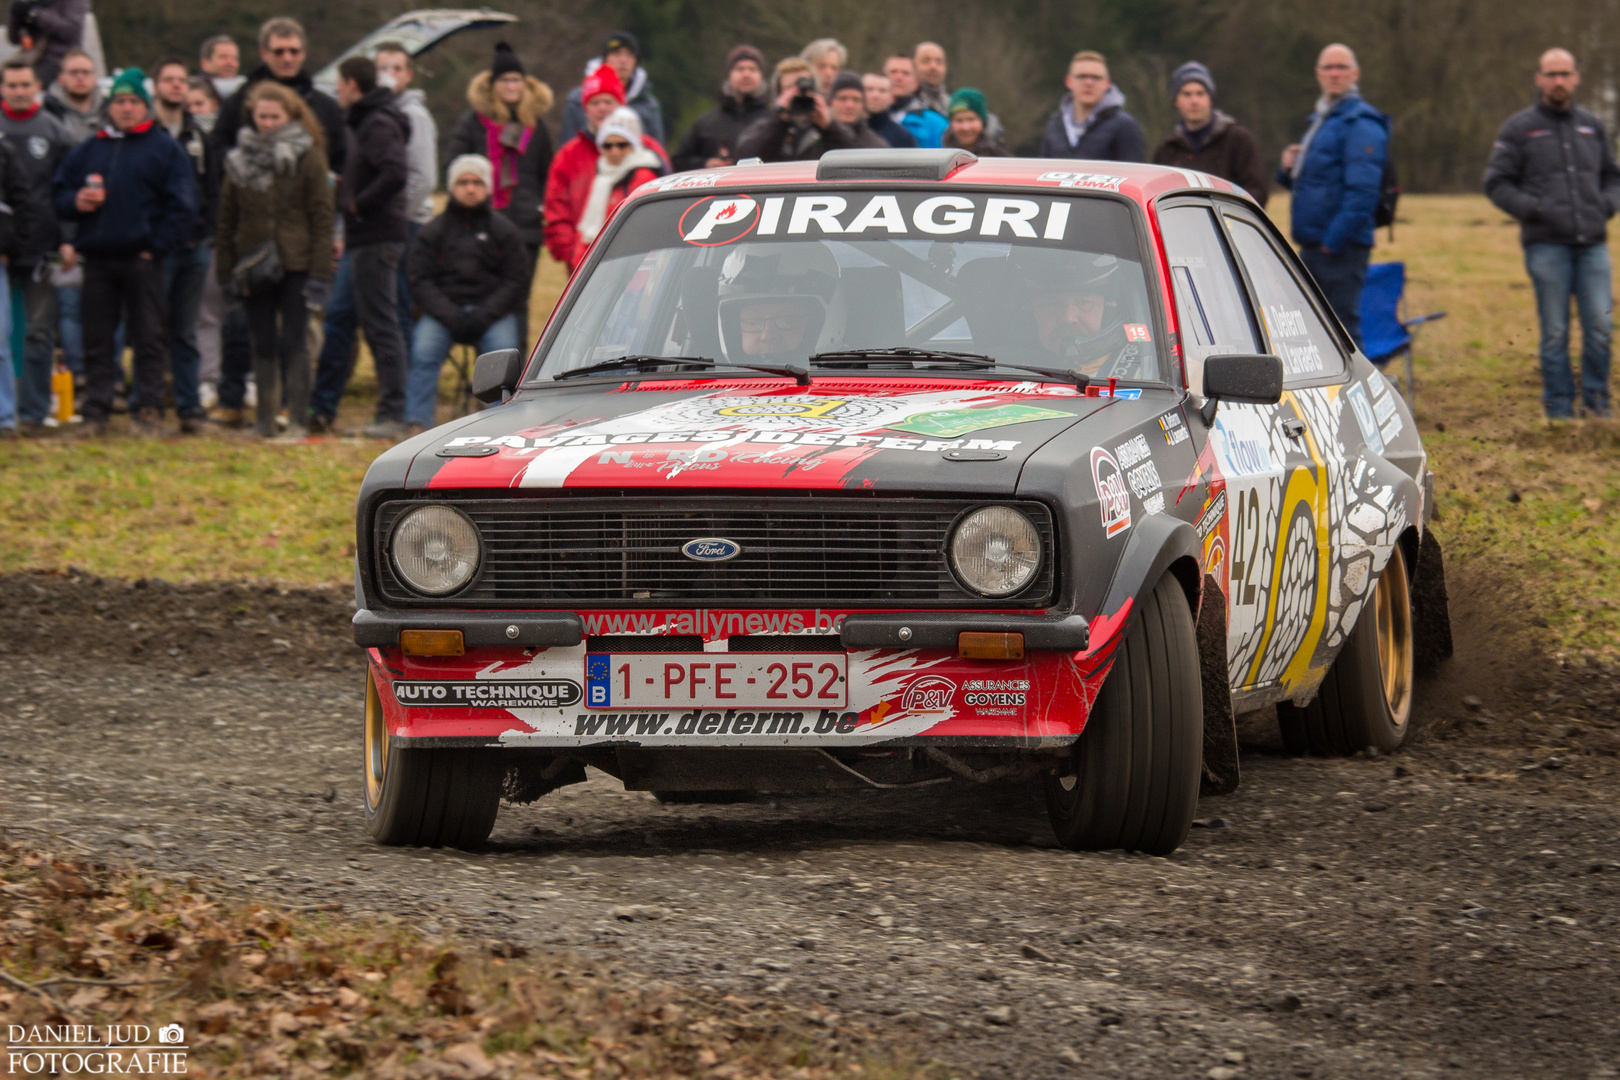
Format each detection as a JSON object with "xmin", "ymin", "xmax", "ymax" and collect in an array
[{"xmin": 1, "ymin": 15, "xmax": 1597, "ymax": 437}]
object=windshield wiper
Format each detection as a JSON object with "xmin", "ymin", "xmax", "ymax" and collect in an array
[
  {"xmin": 809, "ymin": 347, "xmax": 996, "ymax": 367},
  {"xmin": 808, "ymin": 349, "xmax": 1091, "ymax": 391},
  {"xmin": 552, "ymin": 355, "xmax": 809, "ymax": 385}
]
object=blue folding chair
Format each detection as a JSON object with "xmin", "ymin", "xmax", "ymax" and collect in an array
[{"xmin": 1359, "ymin": 261, "xmax": 1445, "ymax": 405}]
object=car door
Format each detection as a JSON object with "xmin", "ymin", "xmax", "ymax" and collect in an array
[
  {"xmin": 1154, "ymin": 199, "xmax": 1282, "ymax": 693},
  {"xmin": 1214, "ymin": 204, "xmax": 1353, "ymax": 699}
]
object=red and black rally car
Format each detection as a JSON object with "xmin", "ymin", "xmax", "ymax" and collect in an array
[{"xmin": 353, "ymin": 149, "xmax": 1451, "ymax": 854}]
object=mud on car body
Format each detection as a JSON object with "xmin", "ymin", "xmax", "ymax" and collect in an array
[{"xmin": 353, "ymin": 149, "xmax": 1452, "ymax": 854}]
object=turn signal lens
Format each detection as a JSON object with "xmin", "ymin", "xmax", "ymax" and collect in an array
[
  {"xmin": 400, "ymin": 629, "xmax": 465, "ymax": 657},
  {"xmin": 958, "ymin": 632, "xmax": 1025, "ymax": 660}
]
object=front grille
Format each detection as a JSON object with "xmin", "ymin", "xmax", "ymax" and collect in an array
[{"xmin": 373, "ymin": 496, "xmax": 1056, "ymax": 608}]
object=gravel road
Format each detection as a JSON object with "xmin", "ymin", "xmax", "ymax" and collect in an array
[{"xmin": 4, "ymin": 572, "xmax": 1619, "ymax": 1078}]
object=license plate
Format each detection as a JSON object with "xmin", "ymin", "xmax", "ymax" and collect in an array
[{"xmin": 584, "ymin": 652, "xmax": 847, "ymax": 708}]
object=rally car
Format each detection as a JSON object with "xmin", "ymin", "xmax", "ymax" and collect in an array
[{"xmin": 352, "ymin": 149, "xmax": 1452, "ymax": 855}]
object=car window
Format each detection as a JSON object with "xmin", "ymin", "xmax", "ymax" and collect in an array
[
  {"xmin": 1156, "ymin": 204, "xmax": 1260, "ymax": 393},
  {"xmin": 538, "ymin": 190, "xmax": 1163, "ymax": 384},
  {"xmin": 1223, "ymin": 217, "xmax": 1346, "ymax": 384}
]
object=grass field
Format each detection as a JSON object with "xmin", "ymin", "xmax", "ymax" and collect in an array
[{"xmin": 1, "ymin": 197, "xmax": 1615, "ymax": 655}]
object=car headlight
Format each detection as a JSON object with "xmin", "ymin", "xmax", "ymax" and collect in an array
[
  {"xmin": 391, "ymin": 505, "xmax": 481, "ymax": 596},
  {"xmin": 949, "ymin": 506, "xmax": 1042, "ymax": 598}
]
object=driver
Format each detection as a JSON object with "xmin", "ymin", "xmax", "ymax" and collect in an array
[
  {"xmin": 716, "ymin": 245, "xmax": 840, "ymax": 363},
  {"xmin": 1010, "ymin": 250, "xmax": 1136, "ymax": 378}
]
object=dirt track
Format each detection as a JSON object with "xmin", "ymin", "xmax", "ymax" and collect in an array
[{"xmin": 4, "ymin": 571, "xmax": 1620, "ymax": 1079}]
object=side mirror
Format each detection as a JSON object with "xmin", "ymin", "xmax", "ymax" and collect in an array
[
  {"xmin": 471, "ymin": 349, "xmax": 524, "ymax": 404},
  {"xmin": 1200, "ymin": 353, "xmax": 1284, "ymax": 422}
]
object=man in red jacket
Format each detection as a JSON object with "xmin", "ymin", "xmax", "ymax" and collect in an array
[{"xmin": 543, "ymin": 65, "xmax": 667, "ymax": 271}]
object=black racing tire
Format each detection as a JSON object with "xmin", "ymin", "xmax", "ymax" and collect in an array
[
  {"xmin": 1277, "ymin": 543, "xmax": 1415, "ymax": 756},
  {"xmin": 1044, "ymin": 574, "xmax": 1203, "ymax": 855},
  {"xmin": 363, "ymin": 669, "xmax": 501, "ymax": 849}
]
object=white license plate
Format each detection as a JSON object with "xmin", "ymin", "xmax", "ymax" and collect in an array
[{"xmin": 585, "ymin": 652, "xmax": 847, "ymax": 708}]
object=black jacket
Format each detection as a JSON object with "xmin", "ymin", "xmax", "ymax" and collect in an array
[
  {"xmin": 735, "ymin": 112, "xmax": 885, "ymax": 163},
  {"xmin": 52, "ymin": 121, "xmax": 195, "ymax": 259},
  {"xmin": 1040, "ymin": 90, "xmax": 1145, "ymax": 163},
  {"xmin": 170, "ymin": 112, "xmax": 221, "ymax": 246},
  {"xmin": 7, "ymin": 0, "xmax": 85, "ymax": 87},
  {"xmin": 215, "ymin": 65, "xmax": 345, "ymax": 174},
  {"xmin": 444, "ymin": 71, "xmax": 555, "ymax": 251},
  {"xmin": 0, "ymin": 136, "xmax": 34, "ymax": 263},
  {"xmin": 407, "ymin": 198, "xmax": 530, "ymax": 340},
  {"xmin": 0, "ymin": 103, "xmax": 71, "ymax": 267},
  {"xmin": 1485, "ymin": 100, "xmax": 1620, "ymax": 247},
  {"xmin": 671, "ymin": 86, "xmax": 772, "ymax": 171},
  {"xmin": 1152, "ymin": 111, "xmax": 1269, "ymax": 207},
  {"xmin": 868, "ymin": 112, "xmax": 918, "ymax": 149},
  {"xmin": 340, "ymin": 87, "xmax": 411, "ymax": 249}
]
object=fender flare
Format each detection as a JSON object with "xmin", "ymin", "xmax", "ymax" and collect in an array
[
  {"xmin": 1097, "ymin": 513, "xmax": 1204, "ymax": 624},
  {"xmin": 1336, "ymin": 448, "xmax": 1424, "ymax": 647}
]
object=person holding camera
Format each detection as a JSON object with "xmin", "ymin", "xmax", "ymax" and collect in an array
[
  {"xmin": 735, "ymin": 59, "xmax": 873, "ymax": 163},
  {"xmin": 6, "ymin": 0, "xmax": 83, "ymax": 89},
  {"xmin": 214, "ymin": 82, "xmax": 333, "ymax": 439}
]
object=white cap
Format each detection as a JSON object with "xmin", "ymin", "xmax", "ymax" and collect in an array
[
  {"xmin": 596, "ymin": 106, "xmax": 643, "ymax": 149},
  {"xmin": 446, "ymin": 153, "xmax": 493, "ymax": 189}
]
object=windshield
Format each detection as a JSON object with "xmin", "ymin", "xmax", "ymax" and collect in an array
[{"xmin": 534, "ymin": 189, "xmax": 1161, "ymax": 383}]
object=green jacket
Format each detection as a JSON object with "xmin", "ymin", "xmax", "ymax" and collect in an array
[{"xmin": 216, "ymin": 140, "xmax": 334, "ymax": 285}]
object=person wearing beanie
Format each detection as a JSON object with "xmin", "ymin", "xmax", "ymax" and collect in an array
[
  {"xmin": 544, "ymin": 74, "xmax": 669, "ymax": 272},
  {"xmin": 446, "ymin": 40, "xmax": 555, "ymax": 272},
  {"xmin": 560, "ymin": 29, "xmax": 665, "ymax": 145},
  {"xmin": 671, "ymin": 44, "xmax": 771, "ymax": 171},
  {"xmin": 52, "ymin": 65, "xmax": 197, "ymax": 436},
  {"xmin": 403, "ymin": 153, "xmax": 530, "ymax": 431},
  {"xmin": 575, "ymin": 108, "xmax": 660, "ymax": 255},
  {"xmin": 942, "ymin": 86, "xmax": 1010, "ymax": 156},
  {"xmin": 734, "ymin": 59, "xmax": 873, "ymax": 163},
  {"xmin": 824, "ymin": 69, "xmax": 887, "ymax": 150},
  {"xmin": 1151, "ymin": 61, "xmax": 1268, "ymax": 205}
]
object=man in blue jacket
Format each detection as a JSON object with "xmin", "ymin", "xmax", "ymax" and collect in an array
[
  {"xmin": 53, "ymin": 67, "xmax": 197, "ymax": 435},
  {"xmin": 1276, "ymin": 43, "xmax": 1388, "ymax": 350}
]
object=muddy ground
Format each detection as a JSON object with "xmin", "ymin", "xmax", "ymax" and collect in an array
[{"xmin": 3, "ymin": 570, "xmax": 1620, "ymax": 1079}]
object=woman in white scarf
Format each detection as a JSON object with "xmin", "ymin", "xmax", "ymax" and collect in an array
[{"xmin": 578, "ymin": 106, "xmax": 663, "ymax": 247}]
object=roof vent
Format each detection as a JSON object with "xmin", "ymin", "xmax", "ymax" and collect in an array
[{"xmin": 816, "ymin": 148, "xmax": 978, "ymax": 182}]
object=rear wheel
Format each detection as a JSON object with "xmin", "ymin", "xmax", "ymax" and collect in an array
[
  {"xmin": 1277, "ymin": 543, "xmax": 1415, "ymax": 755},
  {"xmin": 364, "ymin": 669, "xmax": 502, "ymax": 849},
  {"xmin": 1044, "ymin": 574, "xmax": 1203, "ymax": 855}
]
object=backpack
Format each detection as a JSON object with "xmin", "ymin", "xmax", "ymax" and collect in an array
[{"xmin": 1374, "ymin": 152, "xmax": 1399, "ymax": 235}]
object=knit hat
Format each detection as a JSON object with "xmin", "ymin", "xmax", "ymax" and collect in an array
[
  {"xmin": 1170, "ymin": 61, "xmax": 1214, "ymax": 99},
  {"xmin": 490, "ymin": 42, "xmax": 524, "ymax": 79},
  {"xmin": 446, "ymin": 153, "xmax": 493, "ymax": 189},
  {"xmin": 947, "ymin": 87, "xmax": 987, "ymax": 123},
  {"xmin": 596, "ymin": 106, "xmax": 643, "ymax": 149},
  {"xmin": 829, "ymin": 69, "xmax": 864, "ymax": 99},
  {"xmin": 580, "ymin": 63, "xmax": 625, "ymax": 106},
  {"xmin": 601, "ymin": 30, "xmax": 640, "ymax": 59},
  {"xmin": 726, "ymin": 44, "xmax": 765, "ymax": 75},
  {"xmin": 109, "ymin": 67, "xmax": 151, "ymax": 107}
]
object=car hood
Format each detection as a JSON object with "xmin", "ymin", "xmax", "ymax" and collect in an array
[{"xmin": 402, "ymin": 377, "xmax": 1126, "ymax": 495}]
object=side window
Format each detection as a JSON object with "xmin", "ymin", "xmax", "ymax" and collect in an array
[
  {"xmin": 1224, "ymin": 217, "xmax": 1347, "ymax": 384},
  {"xmin": 1157, "ymin": 205, "xmax": 1260, "ymax": 393}
]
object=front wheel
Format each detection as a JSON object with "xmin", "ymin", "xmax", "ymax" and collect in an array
[
  {"xmin": 1277, "ymin": 542, "xmax": 1415, "ymax": 755},
  {"xmin": 1044, "ymin": 574, "xmax": 1203, "ymax": 855},
  {"xmin": 364, "ymin": 669, "xmax": 501, "ymax": 849}
]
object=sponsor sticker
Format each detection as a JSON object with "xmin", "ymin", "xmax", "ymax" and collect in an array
[
  {"xmin": 678, "ymin": 195, "xmax": 759, "ymax": 246},
  {"xmin": 647, "ymin": 172, "xmax": 725, "ymax": 191},
  {"xmin": 1036, "ymin": 170, "xmax": 1127, "ymax": 191},
  {"xmin": 1091, "ymin": 446, "xmax": 1133, "ymax": 538},
  {"xmin": 1142, "ymin": 492, "xmax": 1166, "ymax": 515},
  {"xmin": 1127, "ymin": 459, "xmax": 1162, "ymax": 499},
  {"xmin": 1114, "ymin": 434, "xmax": 1152, "ymax": 469},
  {"xmin": 1195, "ymin": 489, "xmax": 1228, "ymax": 539},
  {"xmin": 394, "ymin": 680, "xmax": 583, "ymax": 709},
  {"xmin": 1157, "ymin": 410, "xmax": 1189, "ymax": 445},
  {"xmin": 889, "ymin": 403, "xmax": 1072, "ymax": 438},
  {"xmin": 1124, "ymin": 323, "xmax": 1152, "ymax": 342},
  {"xmin": 901, "ymin": 675, "xmax": 957, "ymax": 713},
  {"xmin": 1345, "ymin": 382, "xmax": 1385, "ymax": 454}
]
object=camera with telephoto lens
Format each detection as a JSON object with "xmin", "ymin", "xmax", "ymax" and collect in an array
[{"xmin": 787, "ymin": 76, "xmax": 818, "ymax": 117}]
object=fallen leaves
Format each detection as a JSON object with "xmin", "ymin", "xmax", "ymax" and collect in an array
[{"xmin": 0, "ymin": 838, "xmax": 945, "ymax": 1079}]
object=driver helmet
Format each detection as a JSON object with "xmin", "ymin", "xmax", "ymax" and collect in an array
[
  {"xmin": 1006, "ymin": 249, "xmax": 1127, "ymax": 361},
  {"xmin": 716, "ymin": 244, "xmax": 841, "ymax": 362}
]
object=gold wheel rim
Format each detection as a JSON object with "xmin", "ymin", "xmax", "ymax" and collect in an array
[
  {"xmin": 1374, "ymin": 545, "xmax": 1414, "ymax": 730},
  {"xmin": 364, "ymin": 669, "xmax": 388, "ymax": 810}
]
